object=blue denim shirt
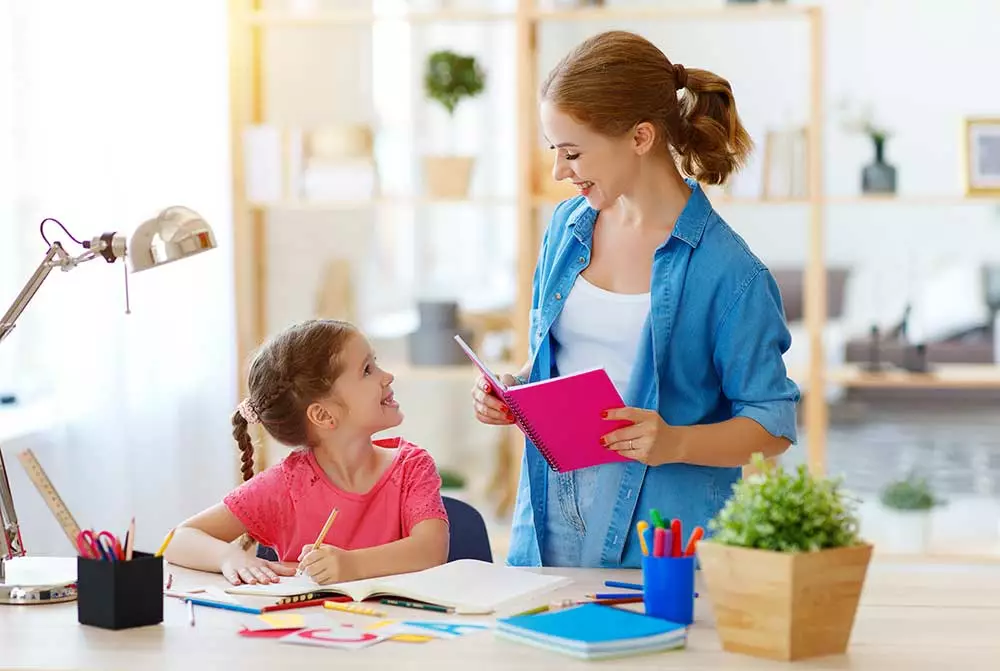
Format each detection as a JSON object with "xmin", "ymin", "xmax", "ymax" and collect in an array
[{"xmin": 506, "ymin": 179, "xmax": 800, "ymax": 568}]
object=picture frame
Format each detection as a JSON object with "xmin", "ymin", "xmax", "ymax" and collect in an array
[{"xmin": 963, "ymin": 116, "xmax": 1000, "ymax": 196}]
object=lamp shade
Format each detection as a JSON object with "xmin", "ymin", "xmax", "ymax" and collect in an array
[{"xmin": 128, "ymin": 206, "xmax": 216, "ymax": 273}]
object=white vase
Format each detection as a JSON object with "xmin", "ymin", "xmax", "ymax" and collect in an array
[{"xmin": 880, "ymin": 509, "xmax": 932, "ymax": 554}]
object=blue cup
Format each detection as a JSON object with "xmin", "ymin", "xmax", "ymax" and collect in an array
[{"xmin": 641, "ymin": 554, "xmax": 696, "ymax": 625}]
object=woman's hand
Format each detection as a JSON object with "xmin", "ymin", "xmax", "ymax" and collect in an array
[
  {"xmin": 600, "ymin": 408, "xmax": 683, "ymax": 467},
  {"xmin": 297, "ymin": 543, "xmax": 355, "ymax": 585},
  {"xmin": 470, "ymin": 373, "xmax": 519, "ymax": 425},
  {"xmin": 219, "ymin": 546, "xmax": 296, "ymax": 586}
]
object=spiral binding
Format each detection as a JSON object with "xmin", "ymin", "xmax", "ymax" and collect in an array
[{"xmin": 507, "ymin": 397, "xmax": 560, "ymax": 472}]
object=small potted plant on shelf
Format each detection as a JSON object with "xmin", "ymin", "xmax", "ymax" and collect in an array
[
  {"xmin": 422, "ymin": 49, "xmax": 486, "ymax": 199},
  {"xmin": 696, "ymin": 453, "xmax": 873, "ymax": 662},
  {"xmin": 878, "ymin": 472, "xmax": 941, "ymax": 554},
  {"xmin": 438, "ymin": 468, "xmax": 468, "ymax": 500}
]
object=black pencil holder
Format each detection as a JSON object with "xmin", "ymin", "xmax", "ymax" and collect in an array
[{"xmin": 77, "ymin": 551, "xmax": 164, "ymax": 630}]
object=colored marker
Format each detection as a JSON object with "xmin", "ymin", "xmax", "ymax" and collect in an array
[
  {"xmin": 670, "ymin": 518, "xmax": 682, "ymax": 557},
  {"xmin": 649, "ymin": 509, "xmax": 666, "ymax": 529},
  {"xmin": 652, "ymin": 527, "xmax": 666, "ymax": 558},
  {"xmin": 636, "ymin": 520, "xmax": 650, "ymax": 556},
  {"xmin": 684, "ymin": 526, "xmax": 705, "ymax": 557}
]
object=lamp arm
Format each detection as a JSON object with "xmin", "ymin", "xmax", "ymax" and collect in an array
[{"xmin": 0, "ymin": 238, "xmax": 113, "ymax": 575}]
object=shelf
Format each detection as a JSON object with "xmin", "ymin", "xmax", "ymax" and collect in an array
[
  {"xmin": 250, "ymin": 196, "xmax": 517, "ymax": 211},
  {"xmin": 531, "ymin": 194, "xmax": 1000, "ymax": 208},
  {"xmin": 239, "ymin": 10, "xmax": 516, "ymax": 26},
  {"xmin": 383, "ymin": 360, "xmax": 513, "ymax": 383},
  {"xmin": 828, "ymin": 364, "xmax": 1000, "ymax": 390},
  {"xmin": 531, "ymin": 5, "xmax": 813, "ymax": 22}
]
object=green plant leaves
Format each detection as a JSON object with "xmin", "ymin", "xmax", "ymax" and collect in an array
[
  {"xmin": 424, "ymin": 50, "xmax": 486, "ymax": 116},
  {"xmin": 879, "ymin": 473, "xmax": 940, "ymax": 510},
  {"xmin": 708, "ymin": 453, "xmax": 861, "ymax": 553}
]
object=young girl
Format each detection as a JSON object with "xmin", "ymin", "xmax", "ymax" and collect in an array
[{"xmin": 164, "ymin": 319, "xmax": 450, "ymax": 586}]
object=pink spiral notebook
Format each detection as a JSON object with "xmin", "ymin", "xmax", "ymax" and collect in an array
[{"xmin": 455, "ymin": 335, "xmax": 633, "ymax": 472}]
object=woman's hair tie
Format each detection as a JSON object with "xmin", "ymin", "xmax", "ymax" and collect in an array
[{"xmin": 673, "ymin": 63, "xmax": 688, "ymax": 90}]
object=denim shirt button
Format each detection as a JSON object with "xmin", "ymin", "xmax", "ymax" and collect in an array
[
  {"xmin": 578, "ymin": 256, "xmax": 585, "ymax": 264},
  {"xmin": 555, "ymin": 292, "xmax": 562, "ymax": 300}
]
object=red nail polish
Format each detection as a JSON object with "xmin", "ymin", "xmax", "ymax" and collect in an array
[{"xmin": 601, "ymin": 410, "xmax": 608, "ymax": 419}]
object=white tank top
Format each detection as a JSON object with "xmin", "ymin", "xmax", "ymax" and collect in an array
[{"xmin": 550, "ymin": 274, "xmax": 651, "ymax": 395}]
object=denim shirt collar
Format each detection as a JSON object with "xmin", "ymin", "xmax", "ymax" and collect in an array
[{"xmin": 565, "ymin": 178, "xmax": 711, "ymax": 250}]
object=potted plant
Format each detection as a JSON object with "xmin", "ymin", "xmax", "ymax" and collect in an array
[
  {"xmin": 696, "ymin": 454, "xmax": 872, "ymax": 662},
  {"xmin": 422, "ymin": 49, "xmax": 485, "ymax": 198},
  {"xmin": 837, "ymin": 98, "xmax": 896, "ymax": 195},
  {"xmin": 438, "ymin": 468, "xmax": 469, "ymax": 501},
  {"xmin": 878, "ymin": 472, "xmax": 941, "ymax": 554}
]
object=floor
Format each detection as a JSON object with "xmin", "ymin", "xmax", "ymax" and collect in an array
[{"xmin": 477, "ymin": 400, "xmax": 1000, "ymax": 562}]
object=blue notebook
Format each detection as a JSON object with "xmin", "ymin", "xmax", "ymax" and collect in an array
[{"xmin": 494, "ymin": 603, "xmax": 688, "ymax": 660}]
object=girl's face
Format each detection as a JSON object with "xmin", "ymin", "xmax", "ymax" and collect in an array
[
  {"xmin": 540, "ymin": 100, "xmax": 644, "ymax": 211},
  {"xmin": 325, "ymin": 333, "xmax": 402, "ymax": 435}
]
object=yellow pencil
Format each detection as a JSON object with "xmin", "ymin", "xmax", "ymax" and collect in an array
[
  {"xmin": 312, "ymin": 507, "xmax": 339, "ymax": 551},
  {"xmin": 323, "ymin": 601, "xmax": 385, "ymax": 618},
  {"xmin": 155, "ymin": 528, "xmax": 176, "ymax": 558}
]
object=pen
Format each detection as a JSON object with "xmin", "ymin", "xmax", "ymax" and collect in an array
[
  {"xmin": 184, "ymin": 597, "xmax": 262, "ymax": 615},
  {"xmin": 604, "ymin": 580, "xmax": 643, "ymax": 591},
  {"xmin": 589, "ymin": 592, "xmax": 642, "ymax": 600},
  {"xmin": 379, "ymin": 598, "xmax": 453, "ymax": 614},
  {"xmin": 188, "ymin": 599, "xmax": 196, "ymax": 626}
]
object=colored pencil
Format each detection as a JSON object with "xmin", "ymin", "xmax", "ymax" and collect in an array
[
  {"xmin": 185, "ymin": 597, "xmax": 262, "ymax": 615},
  {"xmin": 312, "ymin": 507, "xmax": 339, "ymax": 551},
  {"xmin": 604, "ymin": 580, "xmax": 643, "ymax": 591},
  {"xmin": 323, "ymin": 601, "xmax": 385, "ymax": 618},
  {"xmin": 592, "ymin": 596, "xmax": 644, "ymax": 606},
  {"xmin": 154, "ymin": 528, "xmax": 176, "ymax": 558},
  {"xmin": 684, "ymin": 526, "xmax": 704, "ymax": 556},
  {"xmin": 380, "ymin": 598, "xmax": 453, "ymax": 614},
  {"xmin": 124, "ymin": 516, "xmax": 135, "ymax": 561}
]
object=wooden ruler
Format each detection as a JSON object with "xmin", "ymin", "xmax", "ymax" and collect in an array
[{"xmin": 16, "ymin": 449, "xmax": 82, "ymax": 550}]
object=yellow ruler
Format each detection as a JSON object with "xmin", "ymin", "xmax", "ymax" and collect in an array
[{"xmin": 16, "ymin": 449, "xmax": 82, "ymax": 550}]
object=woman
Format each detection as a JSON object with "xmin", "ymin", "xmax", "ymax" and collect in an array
[{"xmin": 470, "ymin": 30, "xmax": 800, "ymax": 569}]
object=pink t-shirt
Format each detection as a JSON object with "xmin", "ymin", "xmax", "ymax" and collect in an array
[{"xmin": 223, "ymin": 437, "xmax": 449, "ymax": 562}]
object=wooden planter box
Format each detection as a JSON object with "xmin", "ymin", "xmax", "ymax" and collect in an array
[{"xmin": 697, "ymin": 540, "xmax": 873, "ymax": 661}]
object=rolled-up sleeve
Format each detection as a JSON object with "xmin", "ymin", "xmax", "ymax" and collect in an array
[{"xmin": 712, "ymin": 267, "xmax": 800, "ymax": 443}]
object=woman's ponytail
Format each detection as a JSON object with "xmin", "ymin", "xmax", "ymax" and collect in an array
[{"xmin": 674, "ymin": 66, "xmax": 753, "ymax": 185}]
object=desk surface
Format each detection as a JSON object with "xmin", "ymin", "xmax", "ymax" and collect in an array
[{"xmin": 1, "ymin": 559, "xmax": 999, "ymax": 670}]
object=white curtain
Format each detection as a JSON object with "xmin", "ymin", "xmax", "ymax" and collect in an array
[{"xmin": 1, "ymin": 0, "xmax": 236, "ymax": 556}]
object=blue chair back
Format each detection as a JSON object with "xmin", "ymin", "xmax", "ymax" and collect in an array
[
  {"xmin": 442, "ymin": 495, "xmax": 493, "ymax": 563},
  {"xmin": 256, "ymin": 495, "xmax": 493, "ymax": 564}
]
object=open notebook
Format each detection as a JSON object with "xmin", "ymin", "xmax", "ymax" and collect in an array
[
  {"xmin": 225, "ymin": 559, "xmax": 572, "ymax": 615},
  {"xmin": 455, "ymin": 335, "xmax": 633, "ymax": 472}
]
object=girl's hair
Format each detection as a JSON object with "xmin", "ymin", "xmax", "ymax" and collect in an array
[
  {"xmin": 232, "ymin": 319, "xmax": 358, "ymax": 483},
  {"xmin": 540, "ymin": 30, "xmax": 752, "ymax": 185}
]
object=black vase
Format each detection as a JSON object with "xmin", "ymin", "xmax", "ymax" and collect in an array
[{"xmin": 862, "ymin": 135, "xmax": 897, "ymax": 194}]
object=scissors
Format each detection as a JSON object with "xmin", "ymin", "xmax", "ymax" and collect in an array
[{"xmin": 76, "ymin": 529, "xmax": 124, "ymax": 561}]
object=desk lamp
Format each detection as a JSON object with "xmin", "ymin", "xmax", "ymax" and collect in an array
[{"xmin": 0, "ymin": 205, "xmax": 216, "ymax": 604}]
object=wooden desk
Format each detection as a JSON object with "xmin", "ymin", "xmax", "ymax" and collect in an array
[{"xmin": 1, "ymin": 560, "xmax": 999, "ymax": 670}]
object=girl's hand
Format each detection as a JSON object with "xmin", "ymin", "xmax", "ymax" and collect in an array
[
  {"xmin": 470, "ymin": 373, "xmax": 519, "ymax": 425},
  {"xmin": 298, "ymin": 543, "xmax": 355, "ymax": 585},
  {"xmin": 219, "ymin": 547, "xmax": 296, "ymax": 586},
  {"xmin": 600, "ymin": 408, "xmax": 682, "ymax": 467}
]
